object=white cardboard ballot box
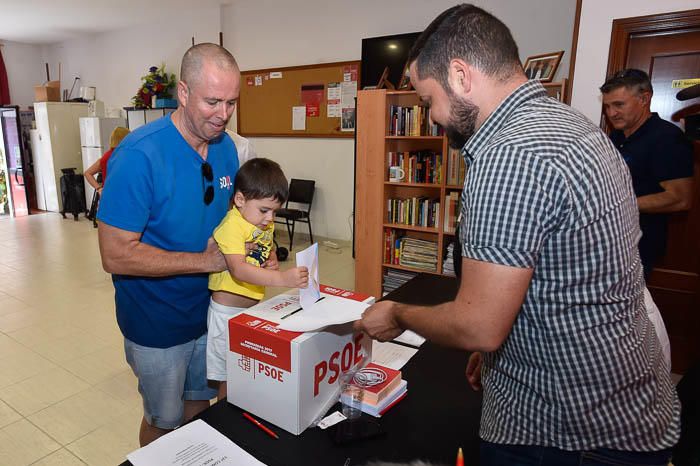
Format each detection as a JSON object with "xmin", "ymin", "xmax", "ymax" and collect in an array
[{"xmin": 226, "ymin": 285, "xmax": 375, "ymax": 435}]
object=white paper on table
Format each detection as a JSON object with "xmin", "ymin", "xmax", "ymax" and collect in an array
[
  {"xmin": 126, "ymin": 419, "xmax": 265, "ymax": 466},
  {"xmin": 393, "ymin": 330, "xmax": 426, "ymax": 347},
  {"xmin": 296, "ymin": 243, "xmax": 320, "ymax": 309},
  {"xmin": 371, "ymin": 340, "xmax": 418, "ymax": 370},
  {"xmin": 276, "ymin": 295, "xmax": 369, "ymax": 332},
  {"xmin": 292, "ymin": 106, "xmax": 306, "ymax": 130}
]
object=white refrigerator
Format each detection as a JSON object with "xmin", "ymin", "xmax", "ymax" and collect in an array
[
  {"xmin": 32, "ymin": 102, "xmax": 89, "ymax": 212},
  {"xmin": 79, "ymin": 117, "xmax": 125, "ymax": 206}
]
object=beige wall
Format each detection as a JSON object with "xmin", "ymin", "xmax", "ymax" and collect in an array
[{"xmin": 223, "ymin": 0, "xmax": 577, "ymax": 240}]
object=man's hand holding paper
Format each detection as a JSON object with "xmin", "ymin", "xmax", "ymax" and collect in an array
[{"xmin": 352, "ymin": 300, "xmax": 404, "ymax": 342}]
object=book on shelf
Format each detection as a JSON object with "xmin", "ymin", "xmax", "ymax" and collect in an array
[
  {"xmin": 387, "ymin": 150, "xmax": 442, "ymax": 184},
  {"xmin": 382, "ymin": 268, "xmax": 418, "ymax": 295},
  {"xmin": 384, "ymin": 228, "xmax": 398, "ymax": 264},
  {"xmin": 442, "ymin": 241, "xmax": 457, "ymax": 277},
  {"xmin": 383, "ymin": 231, "xmax": 439, "ymax": 272},
  {"xmin": 443, "ymin": 191, "xmax": 460, "ymax": 234},
  {"xmin": 389, "ymin": 104, "xmax": 443, "ymax": 136},
  {"xmin": 387, "ymin": 197, "xmax": 441, "ymax": 228},
  {"xmin": 399, "ymin": 237, "xmax": 438, "ymax": 272},
  {"xmin": 446, "ymin": 147, "xmax": 467, "ymax": 186}
]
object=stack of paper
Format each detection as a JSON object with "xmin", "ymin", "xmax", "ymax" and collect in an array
[{"xmin": 127, "ymin": 419, "xmax": 265, "ymax": 466}]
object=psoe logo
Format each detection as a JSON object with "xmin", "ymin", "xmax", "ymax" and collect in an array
[
  {"xmin": 238, "ymin": 356, "xmax": 251, "ymax": 372},
  {"xmin": 247, "ymin": 319, "xmax": 262, "ymax": 327},
  {"xmin": 219, "ymin": 175, "xmax": 232, "ymax": 190}
]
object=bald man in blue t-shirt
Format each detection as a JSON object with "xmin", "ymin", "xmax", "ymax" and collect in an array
[{"xmin": 99, "ymin": 44, "xmax": 251, "ymax": 446}]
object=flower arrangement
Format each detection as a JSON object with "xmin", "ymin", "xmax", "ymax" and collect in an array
[{"xmin": 132, "ymin": 64, "xmax": 176, "ymax": 108}]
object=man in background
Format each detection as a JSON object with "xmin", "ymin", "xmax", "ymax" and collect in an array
[
  {"xmin": 601, "ymin": 69, "xmax": 694, "ymax": 276},
  {"xmin": 226, "ymin": 128, "xmax": 257, "ymax": 166}
]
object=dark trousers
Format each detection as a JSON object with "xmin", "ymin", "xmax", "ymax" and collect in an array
[{"xmin": 480, "ymin": 441, "xmax": 672, "ymax": 466}]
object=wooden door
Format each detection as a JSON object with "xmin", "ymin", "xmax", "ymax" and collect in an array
[{"xmin": 607, "ymin": 10, "xmax": 700, "ymax": 373}]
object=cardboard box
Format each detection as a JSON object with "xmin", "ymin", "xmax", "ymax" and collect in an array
[
  {"xmin": 34, "ymin": 81, "xmax": 61, "ymax": 102},
  {"xmin": 227, "ymin": 285, "xmax": 375, "ymax": 435}
]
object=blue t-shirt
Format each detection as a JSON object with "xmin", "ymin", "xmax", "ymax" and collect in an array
[
  {"xmin": 97, "ymin": 115, "xmax": 238, "ymax": 348},
  {"xmin": 610, "ymin": 113, "xmax": 693, "ymax": 270}
]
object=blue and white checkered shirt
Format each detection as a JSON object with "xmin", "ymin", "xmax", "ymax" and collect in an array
[{"xmin": 459, "ymin": 80, "xmax": 680, "ymax": 450}]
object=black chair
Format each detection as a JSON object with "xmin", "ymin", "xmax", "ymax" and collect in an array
[{"xmin": 275, "ymin": 179, "xmax": 315, "ymax": 251}]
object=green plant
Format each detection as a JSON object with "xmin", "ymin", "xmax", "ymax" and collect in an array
[{"xmin": 132, "ymin": 64, "xmax": 176, "ymax": 108}]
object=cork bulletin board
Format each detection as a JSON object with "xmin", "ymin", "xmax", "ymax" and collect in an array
[{"xmin": 237, "ymin": 60, "xmax": 360, "ymax": 138}]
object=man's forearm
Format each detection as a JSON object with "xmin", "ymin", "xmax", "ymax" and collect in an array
[
  {"xmin": 98, "ymin": 223, "xmax": 222, "ymax": 277},
  {"xmin": 101, "ymin": 240, "xmax": 214, "ymax": 277},
  {"xmin": 394, "ymin": 301, "xmax": 501, "ymax": 352},
  {"xmin": 638, "ymin": 191, "xmax": 689, "ymax": 213}
]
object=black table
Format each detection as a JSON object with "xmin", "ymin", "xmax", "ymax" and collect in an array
[{"xmin": 124, "ymin": 274, "xmax": 482, "ymax": 466}]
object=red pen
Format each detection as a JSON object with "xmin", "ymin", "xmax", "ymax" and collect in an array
[
  {"xmin": 456, "ymin": 447, "xmax": 464, "ymax": 466},
  {"xmin": 242, "ymin": 412, "xmax": 279, "ymax": 439}
]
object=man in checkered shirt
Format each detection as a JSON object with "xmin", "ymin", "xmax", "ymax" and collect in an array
[{"xmin": 355, "ymin": 5, "xmax": 680, "ymax": 465}]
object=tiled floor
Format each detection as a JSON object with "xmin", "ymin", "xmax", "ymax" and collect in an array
[{"xmin": 0, "ymin": 213, "xmax": 355, "ymax": 465}]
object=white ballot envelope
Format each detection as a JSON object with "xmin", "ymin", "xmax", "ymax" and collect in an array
[
  {"xmin": 296, "ymin": 243, "xmax": 320, "ymax": 310},
  {"xmin": 276, "ymin": 295, "xmax": 369, "ymax": 332}
]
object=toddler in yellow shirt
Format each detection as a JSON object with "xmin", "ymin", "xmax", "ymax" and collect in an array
[{"xmin": 208, "ymin": 158, "xmax": 309, "ymax": 399}]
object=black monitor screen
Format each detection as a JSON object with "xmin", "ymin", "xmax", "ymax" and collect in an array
[{"xmin": 361, "ymin": 32, "xmax": 421, "ymax": 89}]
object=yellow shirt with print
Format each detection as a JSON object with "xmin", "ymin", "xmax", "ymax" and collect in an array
[{"xmin": 208, "ymin": 207, "xmax": 275, "ymax": 300}]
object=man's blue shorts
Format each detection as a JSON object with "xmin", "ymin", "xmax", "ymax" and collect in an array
[{"xmin": 124, "ymin": 334, "xmax": 217, "ymax": 429}]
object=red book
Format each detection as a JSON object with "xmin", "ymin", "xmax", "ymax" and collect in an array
[{"xmin": 353, "ymin": 363, "xmax": 402, "ymax": 405}]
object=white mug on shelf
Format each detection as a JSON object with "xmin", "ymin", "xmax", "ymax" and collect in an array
[{"xmin": 389, "ymin": 166, "xmax": 406, "ymax": 182}]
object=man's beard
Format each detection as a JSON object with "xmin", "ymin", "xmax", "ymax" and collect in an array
[{"xmin": 445, "ymin": 95, "xmax": 479, "ymax": 150}]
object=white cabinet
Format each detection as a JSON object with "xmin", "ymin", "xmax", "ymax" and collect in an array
[
  {"xmin": 125, "ymin": 107, "xmax": 176, "ymax": 131},
  {"xmin": 32, "ymin": 102, "xmax": 88, "ymax": 212}
]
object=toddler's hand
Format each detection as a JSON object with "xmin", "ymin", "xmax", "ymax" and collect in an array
[{"xmin": 283, "ymin": 266, "xmax": 309, "ymax": 288}]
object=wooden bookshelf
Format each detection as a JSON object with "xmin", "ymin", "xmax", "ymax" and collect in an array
[
  {"xmin": 543, "ymin": 79, "xmax": 568, "ymax": 103},
  {"xmin": 355, "ymin": 89, "xmax": 465, "ymax": 297}
]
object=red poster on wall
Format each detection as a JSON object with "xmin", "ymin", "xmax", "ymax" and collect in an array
[{"xmin": 301, "ymin": 84, "xmax": 324, "ymax": 118}]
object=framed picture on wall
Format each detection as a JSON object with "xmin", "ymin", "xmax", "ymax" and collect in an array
[
  {"xmin": 397, "ymin": 61, "xmax": 413, "ymax": 90},
  {"xmin": 375, "ymin": 66, "xmax": 395, "ymax": 90},
  {"xmin": 523, "ymin": 51, "xmax": 564, "ymax": 82}
]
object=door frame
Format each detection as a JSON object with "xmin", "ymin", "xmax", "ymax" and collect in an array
[{"xmin": 606, "ymin": 9, "xmax": 700, "ymax": 76}]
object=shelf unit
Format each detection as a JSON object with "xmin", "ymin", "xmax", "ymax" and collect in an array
[
  {"xmin": 354, "ymin": 89, "xmax": 465, "ymax": 297},
  {"xmin": 542, "ymin": 79, "xmax": 568, "ymax": 103}
]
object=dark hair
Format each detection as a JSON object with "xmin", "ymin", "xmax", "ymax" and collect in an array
[
  {"xmin": 180, "ymin": 43, "xmax": 239, "ymax": 87},
  {"xmin": 234, "ymin": 158, "xmax": 288, "ymax": 204},
  {"xmin": 599, "ymin": 69, "xmax": 653, "ymax": 95},
  {"xmin": 408, "ymin": 4, "xmax": 522, "ymax": 88}
]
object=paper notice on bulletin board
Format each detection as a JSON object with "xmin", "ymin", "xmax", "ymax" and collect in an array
[
  {"xmin": 340, "ymin": 81, "xmax": 357, "ymax": 109},
  {"xmin": 292, "ymin": 106, "xmax": 306, "ymax": 130},
  {"xmin": 301, "ymin": 84, "xmax": 324, "ymax": 118},
  {"xmin": 340, "ymin": 80, "xmax": 357, "ymax": 132},
  {"xmin": 327, "ymin": 82, "xmax": 341, "ymax": 117},
  {"xmin": 341, "ymin": 108, "xmax": 355, "ymax": 132},
  {"xmin": 343, "ymin": 64, "xmax": 359, "ymax": 83}
]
